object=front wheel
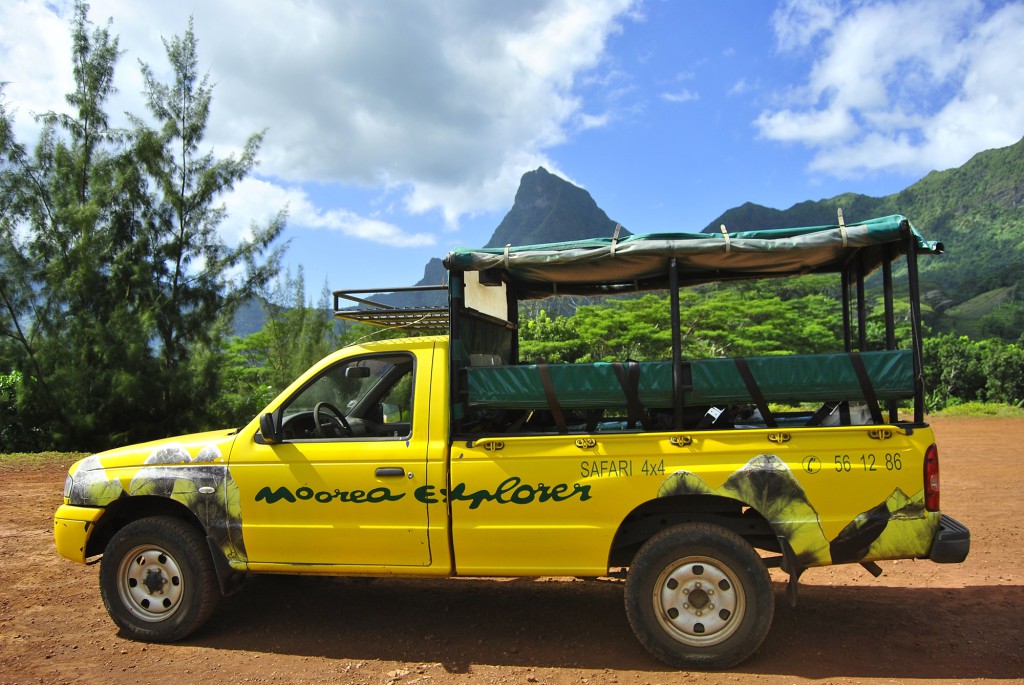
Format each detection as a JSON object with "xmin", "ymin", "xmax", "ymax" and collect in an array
[
  {"xmin": 99, "ymin": 516, "xmax": 220, "ymax": 642},
  {"xmin": 624, "ymin": 523, "xmax": 774, "ymax": 669}
]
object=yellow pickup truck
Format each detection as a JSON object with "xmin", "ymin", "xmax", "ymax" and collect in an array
[{"xmin": 55, "ymin": 214, "xmax": 969, "ymax": 669}]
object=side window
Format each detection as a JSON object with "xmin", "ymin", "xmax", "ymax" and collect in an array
[
  {"xmin": 279, "ymin": 354, "xmax": 415, "ymax": 441},
  {"xmin": 381, "ymin": 372, "xmax": 413, "ymax": 424}
]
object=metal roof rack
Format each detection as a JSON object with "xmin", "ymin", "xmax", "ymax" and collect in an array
[{"xmin": 333, "ymin": 284, "xmax": 449, "ymax": 331}]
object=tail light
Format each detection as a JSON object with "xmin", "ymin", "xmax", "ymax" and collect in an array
[{"xmin": 924, "ymin": 444, "xmax": 940, "ymax": 512}]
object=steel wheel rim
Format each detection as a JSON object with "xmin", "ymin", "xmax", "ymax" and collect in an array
[
  {"xmin": 653, "ymin": 554, "xmax": 745, "ymax": 646},
  {"xmin": 117, "ymin": 544, "xmax": 185, "ymax": 622}
]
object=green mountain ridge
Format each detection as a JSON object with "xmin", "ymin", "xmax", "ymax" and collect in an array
[{"xmin": 701, "ymin": 137, "xmax": 1024, "ymax": 315}]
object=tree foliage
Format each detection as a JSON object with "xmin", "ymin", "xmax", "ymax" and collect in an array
[
  {"xmin": 0, "ymin": 3, "xmax": 283, "ymax": 450},
  {"xmin": 215, "ymin": 269, "xmax": 338, "ymax": 426},
  {"xmin": 1, "ymin": 6, "xmax": 155, "ymax": 449},
  {"xmin": 518, "ymin": 283, "xmax": 1024, "ymax": 411},
  {"xmin": 128, "ymin": 17, "xmax": 285, "ymax": 434},
  {"xmin": 214, "ymin": 271, "xmax": 431, "ymax": 428},
  {"xmin": 923, "ymin": 334, "xmax": 1024, "ymax": 410},
  {"xmin": 520, "ymin": 287, "xmax": 843, "ymax": 363}
]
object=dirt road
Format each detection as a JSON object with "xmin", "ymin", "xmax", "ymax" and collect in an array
[{"xmin": 2, "ymin": 417, "xmax": 1021, "ymax": 685}]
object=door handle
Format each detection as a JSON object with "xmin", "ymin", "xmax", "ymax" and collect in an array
[{"xmin": 375, "ymin": 467, "xmax": 406, "ymax": 477}]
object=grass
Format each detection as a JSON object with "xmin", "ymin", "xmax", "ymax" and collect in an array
[
  {"xmin": 929, "ymin": 402, "xmax": 1024, "ymax": 418},
  {"xmin": 771, "ymin": 401, "xmax": 1024, "ymax": 420},
  {"xmin": 940, "ymin": 286, "xmax": 1017, "ymax": 338},
  {"xmin": 0, "ymin": 452, "xmax": 88, "ymax": 472}
]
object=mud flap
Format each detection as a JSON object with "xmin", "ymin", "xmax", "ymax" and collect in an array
[
  {"xmin": 207, "ymin": 537, "xmax": 246, "ymax": 596},
  {"xmin": 860, "ymin": 561, "xmax": 883, "ymax": 577},
  {"xmin": 777, "ymin": 535, "xmax": 805, "ymax": 608}
]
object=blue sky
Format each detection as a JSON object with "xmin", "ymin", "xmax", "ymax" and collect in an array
[{"xmin": 3, "ymin": 0, "xmax": 1023, "ymax": 298}]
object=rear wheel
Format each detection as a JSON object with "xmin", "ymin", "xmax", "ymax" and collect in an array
[
  {"xmin": 99, "ymin": 516, "xmax": 219, "ymax": 642},
  {"xmin": 624, "ymin": 523, "xmax": 774, "ymax": 669}
]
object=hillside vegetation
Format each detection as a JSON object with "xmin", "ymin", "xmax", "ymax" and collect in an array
[{"xmin": 702, "ymin": 138, "xmax": 1024, "ymax": 336}]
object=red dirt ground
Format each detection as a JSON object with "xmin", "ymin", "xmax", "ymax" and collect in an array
[{"xmin": 2, "ymin": 417, "xmax": 1021, "ymax": 685}]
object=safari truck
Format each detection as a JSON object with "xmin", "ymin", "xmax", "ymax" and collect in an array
[{"xmin": 55, "ymin": 213, "xmax": 970, "ymax": 669}]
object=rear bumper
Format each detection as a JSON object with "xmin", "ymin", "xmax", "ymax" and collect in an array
[{"xmin": 929, "ymin": 514, "xmax": 970, "ymax": 563}]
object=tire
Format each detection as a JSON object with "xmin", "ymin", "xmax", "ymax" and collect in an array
[
  {"xmin": 624, "ymin": 523, "xmax": 775, "ymax": 670},
  {"xmin": 99, "ymin": 516, "xmax": 220, "ymax": 642}
]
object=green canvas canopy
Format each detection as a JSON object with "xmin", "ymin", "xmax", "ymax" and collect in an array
[{"xmin": 444, "ymin": 214, "xmax": 942, "ymax": 298}]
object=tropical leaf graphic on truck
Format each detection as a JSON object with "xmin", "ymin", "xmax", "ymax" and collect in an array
[
  {"xmin": 127, "ymin": 444, "xmax": 247, "ymax": 563},
  {"xmin": 67, "ymin": 444, "xmax": 247, "ymax": 563},
  {"xmin": 658, "ymin": 454, "xmax": 934, "ymax": 566}
]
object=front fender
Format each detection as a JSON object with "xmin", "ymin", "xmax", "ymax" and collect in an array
[{"xmin": 60, "ymin": 434, "xmax": 247, "ymax": 565}]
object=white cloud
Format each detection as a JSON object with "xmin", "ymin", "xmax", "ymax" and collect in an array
[
  {"xmin": 771, "ymin": 0, "xmax": 842, "ymax": 52},
  {"xmin": 661, "ymin": 89, "xmax": 699, "ymax": 104},
  {"xmin": 0, "ymin": 0, "xmax": 637, "ymax": 241},
  {"xmin": 758, "ymin": 0, "xmax": 1024, "ymax": 177},
  {"xmin": 0, "ymin": 1, "xmax": 75, "ymax": 135},
  {"xmin": 207, "ymin": 0, "xmax": 634, "ymax": 226},
  {"xmin": 222, "ymin": 178, "xmax": 436, "ymax": 247},
  {"xmin": 404, "ymin": 149, "xmax": 576, "ymax": 229},
  {"xmin": 728, "ymin": 78, "xmax": 752, "ymax": 96},
  {"xmin": 756, "ymin": 107, "xmax": 857, "ymax": 145},
  {"xmin": 578, "ymin": 112, "xmax": 613, "ymax": 129}
]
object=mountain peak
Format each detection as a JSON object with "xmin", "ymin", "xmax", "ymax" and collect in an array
[{"xmin": 484, "ymin": 168, "xmax": 627, "ymax": 247}]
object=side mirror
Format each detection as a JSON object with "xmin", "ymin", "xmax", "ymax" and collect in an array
[{"xmin": 259, "ymin": 412, "xmax": 281, "ymax": 444}]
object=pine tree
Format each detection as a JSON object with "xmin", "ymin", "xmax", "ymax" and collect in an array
[
  {"xmin": 0, "ymin": 3, "xmax": 160, "ymax": 448},
  {"xmin": 130, "ymin": 17, "xmax": 285, "ymax": 433},
  {"xmin": 0, "ymin": 4, "xmax": 284, "ymax": 449}
]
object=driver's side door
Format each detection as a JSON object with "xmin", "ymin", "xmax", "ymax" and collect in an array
[{"xmin": 233, "ymin": 351, "xmax": 431, "ymax": 568}]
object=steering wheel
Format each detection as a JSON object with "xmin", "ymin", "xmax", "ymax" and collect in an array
[{"xmin": 313, "ymin": 402, "xmax": 353, "ymax": 438}]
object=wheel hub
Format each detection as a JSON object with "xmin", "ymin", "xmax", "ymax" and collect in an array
[
  {"xmin": 687, "ymin": 585, "xmax": 711, "ymax": 610},
  {"xmin": 656, "ymin": 556, "xmax": 744, "ymax": 645},
  {"xmin": 143, "ymin": 567, "xmax": 167, "ymax": 594},
  {"xmin": 118, "ymin": 545, "xmax": 185, "ymax": 621}
]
